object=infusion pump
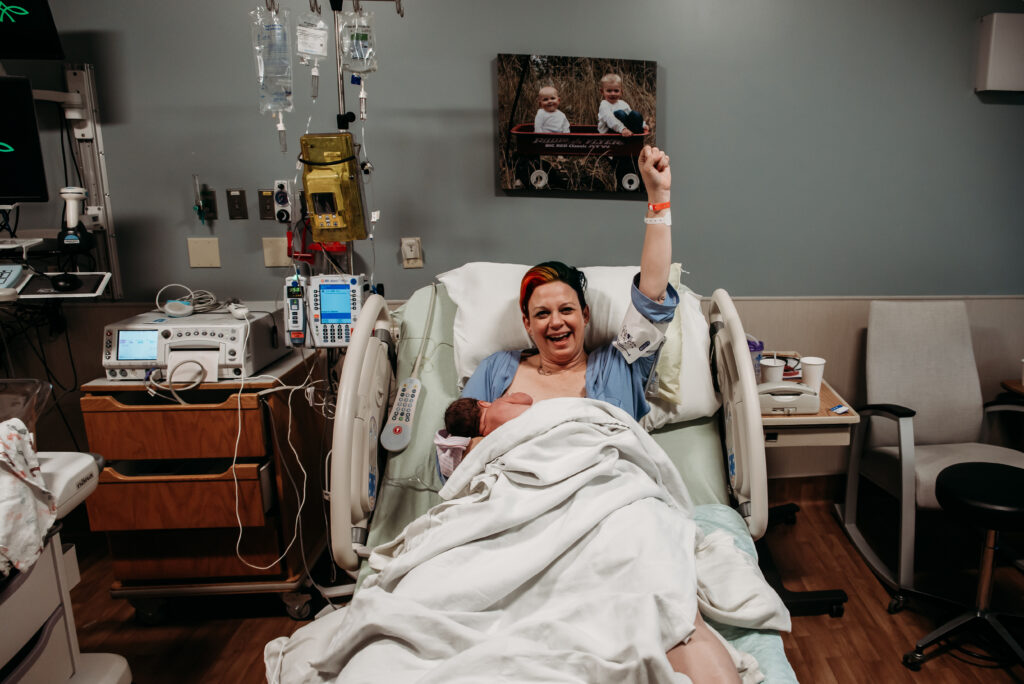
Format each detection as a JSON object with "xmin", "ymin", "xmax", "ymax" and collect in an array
[{"xmin": 284, "ymin": 274, "xmax": 367, "ymax": 348}]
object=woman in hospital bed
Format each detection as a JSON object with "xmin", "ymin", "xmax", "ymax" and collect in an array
[
  {"xmin": 437, "ymin": 146, "xmax": 739, "ymax": 682},
  {"xmin": 266, "ymin": 148, "xmax": 769, "ymax": 683}
]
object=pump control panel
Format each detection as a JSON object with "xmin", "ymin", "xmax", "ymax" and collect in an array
[{"xmin": 283, "ymin": 273, "xmax": 367, "ymax": 348}]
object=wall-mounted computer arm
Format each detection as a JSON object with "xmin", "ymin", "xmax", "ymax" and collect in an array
[{"xmin": 32, "ymin": 64, "xmax": 122, "ymax": 299}]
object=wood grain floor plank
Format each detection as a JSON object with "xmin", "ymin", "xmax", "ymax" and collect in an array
[{"xmin": 64, "ymin": 488, "xmax": 1024, "ymax": 682}]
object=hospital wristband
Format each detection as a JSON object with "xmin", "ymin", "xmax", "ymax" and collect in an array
[
  {"xmin": 644, "ymin": 209, "xmax": 671, "ymax": 225},
  {"xmin": 647, "ymin": 201, "xmax": 671, "ymax": 212}
]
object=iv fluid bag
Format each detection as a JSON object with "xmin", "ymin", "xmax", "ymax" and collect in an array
[
  {"xmin": 251, "ymin": 7, "xmax": 294, "ymax": 114},
  {"xmin": 296, "ymin": 14, "xmax": 329, "ymax": 64},
  {"xmin": 339, "ymin": 10, "xmax": 378, "ymax": 74}
]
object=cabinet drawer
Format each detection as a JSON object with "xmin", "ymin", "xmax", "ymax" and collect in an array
[
  {"xmin": 81, "ymin": 392, "xmax": 265, "ymax": 460},
  {"xmin": 86, "ymin": 460, "xmax": 271, "ymax": 531}
]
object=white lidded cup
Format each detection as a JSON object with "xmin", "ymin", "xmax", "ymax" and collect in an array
[
  {"xmin": 802, "ymin": 356, "xmax": 826, "ymax": 393},
  {"xmin": 761, "ymin": 357, "xmax": 786, "ymax": 383}
]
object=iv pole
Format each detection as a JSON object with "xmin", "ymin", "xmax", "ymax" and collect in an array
[{"xmin": 327, "ymin": 0, "xmax": 403, "ymax": 276}]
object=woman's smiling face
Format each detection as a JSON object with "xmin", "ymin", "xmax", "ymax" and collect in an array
[{"xmin": 522, "ymin": 280, "xmax": 589, "ymax": 365}]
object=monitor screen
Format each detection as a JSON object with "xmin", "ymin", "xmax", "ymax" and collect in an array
[
  {"xmin": 319, "ymin": 283, "xmax": 352, "ymax": 324},
  {"xmin": 0, "ymin": 0, "xmax": 64, "ymax": 60},
  {"xmin": 117, "ymin": 329, "xmax": 159, "ymax": 361},
  {"xmin": 0, "ymin": 76, "xmax": 49, "ymax": 204}
]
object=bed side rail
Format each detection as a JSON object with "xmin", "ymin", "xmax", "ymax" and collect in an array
[
  {"xmin": 709, "ymin": 289, "xmax": 768, "ymax": 540},
  {"xmin": 330, "ymin": 294, "xmax": 395, "ymax": 573}
]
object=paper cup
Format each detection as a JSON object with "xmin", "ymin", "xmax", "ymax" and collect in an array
[
  {"xmin": 802, "ymin": 356, "xmax": 826, "ymax": 393},
  {"xmin": 761, "ymin": 358, "xmax": 786, "ymax": 383}
]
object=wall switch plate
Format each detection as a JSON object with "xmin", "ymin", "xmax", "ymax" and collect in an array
[
  {"xmin": 262, "ymin": 237, "xmax": 291, "ymax": 267},
  {"xmin": 226, "ymin": 189, "xmax": 248, "ymax": 220},
  {"xmin": 258, "ymin": 190, "xmax": 275, "ymax": 220},
  {"xmin": 199, "ymin": 188, "xmax": 217, "ymax": 221},
  {"xmin": 187, "ymin": 237, "xmax": 221, "ymax": 267},
  {"xmin": 401, "ymin": 237, "xmax": 423, "ymax": 269}
]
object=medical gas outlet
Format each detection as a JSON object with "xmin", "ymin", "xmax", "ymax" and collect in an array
[{"xmin": 273, "ymin": 180, "xmax": 293, "ymax": 223}]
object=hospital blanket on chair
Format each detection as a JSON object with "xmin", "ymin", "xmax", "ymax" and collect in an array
[
  {"xmin": 0, "ymin": 418, "xmax": 56, "ymax": 578},
  {"xmin": 266, "ymin": 398, "xmax": 788, "ymax": 683}
]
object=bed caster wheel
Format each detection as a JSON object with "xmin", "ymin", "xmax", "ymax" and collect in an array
[
  {"xmin": 829, "ymin": 603, "xmax": 845, "ymax": 618},
  {"xmin": 887, "ymin": 595, "xmax": 906, "ymax": 614},
  {"xmin": 282, "ymin": 591, "xmax": 313, "ymax": 620},
  {"xmin": 130, "ymin": 598, "xmax": 168, "ymax": 626},
  {"xmin": 902, "ymin": 650, "xmax": 924, "ymax": 671}
]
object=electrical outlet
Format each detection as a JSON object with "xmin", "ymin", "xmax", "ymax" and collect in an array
[
  {"xmin": 258, "ymin": 190, "xmax": 275, "ymax": 220},
  {"xmin": 401, "ymin": 237, "xmax": 423, "ymax": 269},
  {"xmin": 262, "ymin": 237, "xmax": 291, "ymax": 267},
  {"xmin": 226, "ymin": 189, "xmax": 248, "ymax": 220},
  {"xmin": 187, "ymin": 237, "xmax": 221, "ymax": 268}
]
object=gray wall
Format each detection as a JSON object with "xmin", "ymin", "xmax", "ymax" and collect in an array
[{"xmin": 5, "ymin": 0, "xmax": 1024, "ymax": 300}]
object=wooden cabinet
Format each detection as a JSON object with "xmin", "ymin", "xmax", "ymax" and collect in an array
[{"xmin": 79, "ymin": 352, "xmax": 327, "ymax": 617}]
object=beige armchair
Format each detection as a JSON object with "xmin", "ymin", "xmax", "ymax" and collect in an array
[{"xmin": 836, "ymin": 300, "xmax": 1024, "ymax": 612}]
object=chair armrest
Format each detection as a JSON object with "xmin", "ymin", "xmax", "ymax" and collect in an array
[
  {"xmin": 857, "ymin": 403, "xmax": 917, "ymax": 419},
  {"xmin": 984, "ymin": 393, "xmax": 1024, "ymax": 414}
]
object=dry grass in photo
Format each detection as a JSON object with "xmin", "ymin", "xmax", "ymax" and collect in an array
[{"xmin": 497, "ymin": 54, "xmax": 657, "ymax": 195}]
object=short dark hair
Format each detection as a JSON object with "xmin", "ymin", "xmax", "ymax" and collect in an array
[
  {"xmin": 519, "ymin": 261, "xmax": 588, "ymax": 317},
  {"xmin": 445, "ymin": 397, "xmax": 482, "ymax": 438}
]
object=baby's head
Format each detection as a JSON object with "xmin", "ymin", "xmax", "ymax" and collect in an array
[
  {"xmin": 538, "ymin": 85, "xmax": 561, "ymax": 113},
  {"xmin": 444, "ymin": 397, "xmax": 482, "ymax": 438},
  {"xmin": 444, "ymin": 393, "xmax": 535, "ymax": 438},
  {"xmin": 599, "ymin": 73, "xmax": 623, "ymax": 104}
]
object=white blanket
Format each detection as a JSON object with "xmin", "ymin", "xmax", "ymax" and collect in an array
[
  {"xmin": 267, "ymin": 399, "xmax": 787, "ymax": 683},
  {"xmin": 0, "ymin": 418, "xmax": 56, "ymax": 578}
]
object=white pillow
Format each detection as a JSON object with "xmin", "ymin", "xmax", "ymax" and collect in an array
[
  {"xmin": 640, "ymin": 264, "xmax": 721, "ymax": 430},
  {"xmin": 436, "ymin": 262, "xmax": 719, "ymax": 426},
  {"xmin": 436, "ymin": 262, "xmax": 639, "ymax": 386}
]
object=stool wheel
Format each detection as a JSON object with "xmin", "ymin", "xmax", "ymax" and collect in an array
[
  {"xmin": 902, "ymin": 650, "xmax": 924, "ymax": 671},
  {"xmin": 887, "ymin": 594, "xmax": 905, "ymax": 614},
  {"xmin": 829, "ymin": 603, "xmax": 845, "ymax": 618}
]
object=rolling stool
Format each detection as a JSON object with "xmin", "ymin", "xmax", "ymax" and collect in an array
[{"xmin": 903, "ymin": 462, "xmax": 1024, "ymax": 671}]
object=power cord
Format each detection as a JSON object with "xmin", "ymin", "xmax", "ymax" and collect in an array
[
  {"xmin": 154, "ymin": 283, "xmax": 220, "ymax": 317},
  {"xmin": 144, "ymin": 360, "xmax": 206, "ymax": 404}
]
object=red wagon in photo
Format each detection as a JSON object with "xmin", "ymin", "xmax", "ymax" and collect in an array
[{"xmin": 509, "ymin": 124, "xmax": 650, "ymax": 192}]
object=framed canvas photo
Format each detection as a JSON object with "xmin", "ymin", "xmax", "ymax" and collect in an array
[{"xmin": 497, "ymin": 53, "xmax": 657, "ymax": 197}]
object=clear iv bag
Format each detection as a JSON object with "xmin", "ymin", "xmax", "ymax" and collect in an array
[
  {"xmin": 339, "ymin": 10, "xmax": 378, "ymax": 74},
  {"xmin": 296, "ymin": 13, "xmax": 329, "ymax": 100},
  {"xmin": 296, "ymin": 13, "xmax": 329, "ymax": 64},
  {"xmin": 251, "ymin": 6, "xmax": 294, "ymax": 114}
]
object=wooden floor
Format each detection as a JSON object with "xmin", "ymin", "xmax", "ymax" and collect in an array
[{"xmin": 67, "ymin": 488, "xmax": 1024, "ymax": 683}]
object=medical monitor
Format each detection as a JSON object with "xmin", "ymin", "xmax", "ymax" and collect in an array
[
  {"xmin": 0, "ymin": 0, "xmax": 64, "ymax": 60},
  {"xmin": 0, "ymin": 76, "xmax": 49, "ymax": 204},
  {"xmin": 116, "ymin": 329, "xmax": 159, "ymax": 362},
  {"xmin": 319, "ymin": 283, "xmax": 353, "ymax": 324}
]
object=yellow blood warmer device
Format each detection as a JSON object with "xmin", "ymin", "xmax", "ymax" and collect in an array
[{"xmin": 300, "ymin": 132, "xmax": 369, "ymax": 243}]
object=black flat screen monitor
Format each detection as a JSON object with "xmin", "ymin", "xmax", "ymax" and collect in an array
[
  {"xmin": 0, "ymin": 76, "xmax": 49, "ymax": 204},
  {"xmin": 0, "ymin": 0, "xmax": 64, "ymax": 60}
]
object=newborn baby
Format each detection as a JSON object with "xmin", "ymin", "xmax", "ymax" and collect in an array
[{"xmin": 434, "ymin": 393, "xmax": 534, "ymax": 478}]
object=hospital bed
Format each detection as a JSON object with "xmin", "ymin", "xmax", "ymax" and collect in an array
[{"xmin": 270, "ymin": 264, "xmax": 797, "ymax": 682}]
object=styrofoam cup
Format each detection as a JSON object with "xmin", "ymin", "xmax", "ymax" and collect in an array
[
  {"xmin": 802, "ymin": 356, "xmax": 826, "ymax": 393},
  {"xmin": 761, "ymin": 358, "xmax": 785, "ymax": 383}
]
